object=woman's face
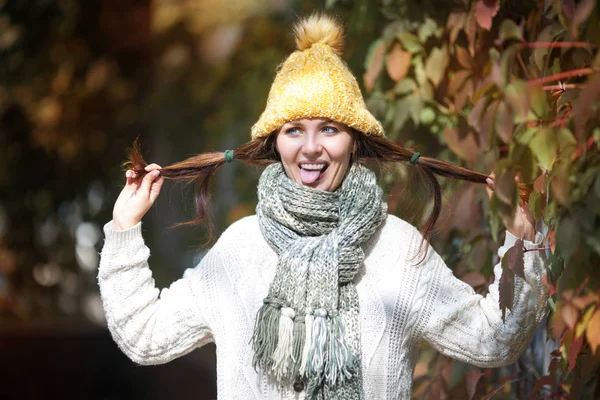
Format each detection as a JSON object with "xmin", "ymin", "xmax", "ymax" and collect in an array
[{"xmin": 276, "ymin": 118, "xmax": 355, "ymax": 192}]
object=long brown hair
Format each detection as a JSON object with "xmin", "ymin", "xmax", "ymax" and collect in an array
[{"xmin": 124, "ymin": 131, "xmax": 525, "ymax": 260}]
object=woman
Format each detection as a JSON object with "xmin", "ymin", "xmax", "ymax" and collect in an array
[{"xmin": 99, "ymin": 14, "xmax": 547, "ymax": 399}]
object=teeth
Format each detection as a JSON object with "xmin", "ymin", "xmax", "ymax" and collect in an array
[{"xmin": 300, "ymin": 164, "xmax": 326, "ymax": 170}]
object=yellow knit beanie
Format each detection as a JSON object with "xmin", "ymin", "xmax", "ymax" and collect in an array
[{"xmin": 250, "ymin": 13, "xmax": 384, "ymax": 140}]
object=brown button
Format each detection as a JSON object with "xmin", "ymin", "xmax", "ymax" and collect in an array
[{"xmin": 293, "ymin": 381, "xmax": 305, "ymax": 392}]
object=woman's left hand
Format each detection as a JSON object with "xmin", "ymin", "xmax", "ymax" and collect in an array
[{"xmin": 485, "ymin": 174, "xmax": 537, "ymax": 242}]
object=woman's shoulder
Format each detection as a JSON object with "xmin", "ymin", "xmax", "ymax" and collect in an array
[
  {"xmin": 363, "ymin": 214, "xmax": 422, "ymax": 267},
  {"xmin": 380, "ymin": 213, "xmax": 420, "ymax": 238},
  {"xmin": 218, "ymin": 214, "xmax": 260, "ymax": 239}
]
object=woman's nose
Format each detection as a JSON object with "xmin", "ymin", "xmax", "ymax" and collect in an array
[{"xmin": 302, "ymin": 133, "xmax": 322, "ymax": 156}]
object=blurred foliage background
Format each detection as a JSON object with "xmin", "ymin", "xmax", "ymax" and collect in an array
[{"xmin": 1, "ymin": 0, "xmax": 599, "ymax": 399}]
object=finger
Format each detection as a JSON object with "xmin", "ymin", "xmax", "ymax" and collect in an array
[
  {"xmin": 140, "ymin": 169, "xmax": 160, "ymax": 195},
  {"xmin": 144, "ymin": 163, "xmax": 162, "ymax": 172},
  {"xmin": 149, "ymin": 176, "xmax": 165, "ymax": 203},
  {"xmin": 485, "ymin": 177, "xmax": 494, "ymax": 199},
  {"xmin": 125, "ymin": 170, "xmax": 139, "ymax": 188}
]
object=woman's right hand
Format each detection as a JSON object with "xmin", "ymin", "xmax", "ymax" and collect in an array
[{"xmin": 112, "ymin": 163, "xmax": 164, "ymax": 231}]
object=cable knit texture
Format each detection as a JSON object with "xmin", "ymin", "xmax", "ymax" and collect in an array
[{"xmin": 98, "ymin": 215, "xmax": 548, "ymax": 399}]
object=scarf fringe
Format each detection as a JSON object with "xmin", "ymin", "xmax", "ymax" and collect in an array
[
  {"xmin": 271, "ymin": 307, "xmax": 296, "ymax": 380},
  {"xmin": 251, "ymin": 301, "xmax": 281, "ymax": 370},
  {"xmin": 299, "ymin": 310, "xmax": 314, "ymax": 377},
  {"xmin": 291, "ymin": 314, "xmax": 306, "ymax": 378},
  {"xmin": 307, "ymin": 309, "xmax": 328, "ymax": 377},
  {"xmin": 325, "ymin": 313, "xmax": 356, "ymax": 385}
]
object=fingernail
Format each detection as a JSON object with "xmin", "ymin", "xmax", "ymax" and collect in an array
[
  {"xmin": 486, "ymin": 178, "xmax": 494, "ymax": 186},
  {"xmin": 126, "ymin": 171, "xmax": 131, "ymax": 178},
  {"xmin": 152, "ymin": 170, "xmax": 160, "ymax": 177}
]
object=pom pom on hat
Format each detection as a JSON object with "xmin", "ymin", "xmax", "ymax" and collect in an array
[{"xmin": 294, "ymin": 13, "xmax": 345, "ymax": 56}]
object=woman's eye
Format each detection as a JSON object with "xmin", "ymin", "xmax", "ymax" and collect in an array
[
  {"xmin": 323, "ymin": 126, "xmax": 339, "ymax": 134},
  {"xmin": 284, "ymin": 127, "xmax": 301, "ymax": 135}
]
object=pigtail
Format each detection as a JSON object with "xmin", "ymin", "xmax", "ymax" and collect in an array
[
  {"xmin": 355, "ymin": 133, "xmax": 531, "ymax": 264},
  {"xmin": 121, "ymin": 133, "xmax": 279, "ymax": 240}
]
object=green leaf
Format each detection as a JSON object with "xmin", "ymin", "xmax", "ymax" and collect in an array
[
  {"xmin": 394, "ymin": 78, "xmax": 417, "ymax": 96},
  {"xmin": 397, "ymin": 32, "xmax": 422, "ymax": 53},
  {"xmin": 529, "ymin": 191, "xmax": 544, "ymax": 220},
  {"xmin": 511, "ymin": 143, "xmax": 539, "ymax": 184},
  {"xmin": 530, "ymin": 85, "xmax": 549, "ymax": 120},
  {"xmin": 419, "ymin": 107, "xmax": 436, "ymax": 125},
  {"xmin": 418, "ymin": 18, "xmax": 440, "ymax": 42},
  {"xmin": 498, "ymin": 19, "xmax": 523, "ymax": 42},
  {"xmin": 489, "ymin": 195, "xmax": 501, "ymax": 242},
  {"xmin": 499, "ymin": 44, "xmax": 520, "ymax": 86},
  {"xmin": 424, "ymin": 45, "xmax": 449, "ymax": 87},
  {"xmin": 530, "ymin": 127, "xmax": 558, "ymax": 171},
  {"xmin": 532, "ymin": 24, "xmax": 564, "ymax": 72},
  {"xmin": 505, "ymin": 80, "xmax": 530, "ymax": 122}
]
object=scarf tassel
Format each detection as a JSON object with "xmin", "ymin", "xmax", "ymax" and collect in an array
[
  {"xmin": 325, "ymin": 312, "xmax": 356, "ymax": 385},
  {"xmin": 271, "ymin": 307, "xmax": 296, "ymax": 380},
  {"xmin": 307, "ymin": 308, "xmax": 329, "ymax": 377},
  {"xmin": 291, "ymin": 314, "xmax": 306, "ymax": 378},
  {"xmin": 251, "ymin": 301, "xmax": 281, "ymax": 370},
  {"xmin": 299, "ymin": 309, "xmax": 314, "ymax": 377}
]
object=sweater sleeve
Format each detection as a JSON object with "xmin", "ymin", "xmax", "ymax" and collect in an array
[
  {"xmin": 417, "ymin": 229, "xmax": 548, "ymax": 367},
  {"xmin": 98, "ymin": 220, "xmax": 216, "ymax": 365}
]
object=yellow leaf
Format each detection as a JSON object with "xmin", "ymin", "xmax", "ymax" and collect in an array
[
  {"xmin": 575, "ymin": 305, "xmax": 596, "ymax": 338},
  {"xmin": 585, "ymin": 308, "xmax": 600, "ymax": 354}
]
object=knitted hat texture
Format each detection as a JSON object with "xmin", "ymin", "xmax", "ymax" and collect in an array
[{"xmin": 250, "ymin": 14, "xmax": 384, "ymax": 139}]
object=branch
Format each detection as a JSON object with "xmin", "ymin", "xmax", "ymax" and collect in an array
[
  {"xmin": 528, "ymin": 68, "xmax": 596, "ymax": 86},
  {"xmin": 521, "ymin": 41, "xmax": 600, "ymax": 49},
  {"xmin": 542, "ymin": 83, "xmax": 586, "ymax": 91}
]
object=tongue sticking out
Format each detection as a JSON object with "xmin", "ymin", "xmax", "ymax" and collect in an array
[{"xmin": 300, "ymin": 168, "xmax": 322, "ymax": 185}]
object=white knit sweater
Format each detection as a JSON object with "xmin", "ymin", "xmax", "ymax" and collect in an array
[{"xmin": 98, "ymin": 214, "xmax": 548, "ymax": 399}]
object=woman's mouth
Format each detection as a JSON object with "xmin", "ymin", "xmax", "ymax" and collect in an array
[{"xmin": 299, "ymin": 163, "xmax": 328, "ymax": 185}]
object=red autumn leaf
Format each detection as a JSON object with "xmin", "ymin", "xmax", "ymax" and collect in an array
[
  {"xmin": 443, "ymin": 127, "xmax": 479, "ymax": 165},
  {"xmin": 573, "ymin": 0, "xmax": 596, "ymax": 25},
  {"xmin": 586, "ymin": 307, "xmax": 600, "ymax": 354},
  {"xmin": 499, "ymin": 267, "xmax": 515, "ymax": 321},
  {"xmin": 499, "ymin": 239, "xmax": 525, "ymax": 320},
  {"xmin": 562, "ymin": 0, "xmax": 576, "ymax": 19},
  {"xmin": 502, "ymin": 239, "xmax": 525, "ymax": 279},
  {"xmin": 530, "ymin": 376, "xmax": 556, "ymax": 397},
  {"xmin": 550, "ymin": 308, "xmax": 566, "ymax": 339},
  {"xmin": 533, "ymin": 173, "xmax": 547, "ymax": 194},
  {"xmin": 447, "ymin": 12, "xmax": 468, "ymax": 46},
  {"xmin": 572, "ymin": 294, "xmax": 598, "ymax": 309},
  {"xmin": 448, "ymin": 69, "xmax": 472, "ymax": 97},
  {"xmin": 466, "ymin": 370, "xmax": 484, "ymax": 400},
  {"xmin": 574, "ymin": 73, "xmax": 600, "ymax": 142},
  {"xmin": 363, "ymin": 41, "xmax": 386, "ymax": 92},
  {"xmin": 474, "ymin": 0, "xmax": 501, "ymax": 31},
  {"xmin": 568, "ymin": 331, "xmax": 584, "ymax": 372},
  {"xmin": 561, "ymin": 303, "xmax": 579, "ymax": 329},
  {"xmin": 386, "ymin": 43, "xmax": 412, "ymax": 82},
  {"xmin": 455, "ymin": 46, "xmax": 472, "ymax": 69}
]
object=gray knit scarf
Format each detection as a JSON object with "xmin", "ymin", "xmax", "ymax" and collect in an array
[{"xmin": 253, "ymin": 162, "xmax": 387, "ymax": 399}]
